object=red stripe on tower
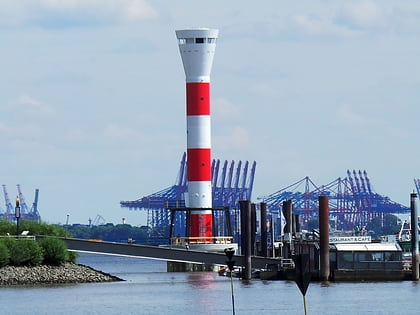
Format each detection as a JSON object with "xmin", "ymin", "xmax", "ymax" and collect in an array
[
  {"xmin": 176, "ymin": 28, "xmax": 218, "ymax": 241},
  {"xmin": 187, "ymin": 148, "xmax": 211, "ymax": 181},
  {"xmin": 186, "ymin": 83, "xmax": 210, "ymax": 115}
]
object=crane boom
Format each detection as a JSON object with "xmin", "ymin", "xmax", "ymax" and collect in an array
[{"xmin": 2, "ymin": 185, "xmax": 14, "ymax": 217}]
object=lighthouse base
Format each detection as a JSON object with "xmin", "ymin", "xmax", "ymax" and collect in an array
[{"xmin": 163, "ymin": 242, "xmax": 239, "ymax": 273}]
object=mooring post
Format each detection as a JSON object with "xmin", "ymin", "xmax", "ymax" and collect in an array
[
  {"xmin": 251, "ymin": 203, "xmax": 256, "ymax": 256},
  {"xmin": 411, "ymin": 192, "xmax": 419, "ymax": 281},
  {"xmin": 282, "ymin": 200, "xmax": 293, "ymax": 256},
  {"xmin": 319, "ymin": 195, "xmax": 330, "ymax": 281},
  {"xmin": 239, "ymin": 200, "xmax": 252, "ymax": 280},
  {"xmin": 260, "ymin": 202, "xmax": 268, "ymax": 257}
]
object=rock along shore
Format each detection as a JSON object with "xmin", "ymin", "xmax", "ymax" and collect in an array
[{"xmin": 0, "ymin": 263, "xmax": 123, "ymax": 286}]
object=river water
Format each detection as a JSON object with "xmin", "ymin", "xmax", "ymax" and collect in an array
[{"xmin": 1, "ymin": 252, "xmax": 420, "ymax": 314}]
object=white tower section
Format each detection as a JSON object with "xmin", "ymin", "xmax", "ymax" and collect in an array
[{"xmin": 176, "ymin": 28, "xmax": 218, "ymax": 83}]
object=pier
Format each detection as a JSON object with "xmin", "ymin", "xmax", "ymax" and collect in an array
[{"xmin": 43, "ymin": 237, "xmax": 282, "ymax": 270}]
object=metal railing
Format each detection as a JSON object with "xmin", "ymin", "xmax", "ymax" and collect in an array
[{"xmin": 170, "ymin": 236, "xmax": 233, "ymax": 245}]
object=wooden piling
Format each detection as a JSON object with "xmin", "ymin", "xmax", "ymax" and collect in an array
[{"xmin": 319, "ymin": 196, "xmax": 330, "ymax": 281}]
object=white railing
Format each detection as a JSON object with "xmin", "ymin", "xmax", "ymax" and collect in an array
[{"xmin": 170, "ymin": 236, "xmax": 233, "ymax": 245}]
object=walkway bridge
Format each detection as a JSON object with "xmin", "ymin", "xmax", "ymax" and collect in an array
[{"xmin": 42, "ymin": 237, "xmax": 279, "ymax": 269}]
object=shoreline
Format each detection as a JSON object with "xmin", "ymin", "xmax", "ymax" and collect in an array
[{"xmin": 0, "ymin": 263, "xmax": 123, "ymax": 286}]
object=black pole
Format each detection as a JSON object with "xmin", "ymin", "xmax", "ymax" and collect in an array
[
  {"xmin": 225, "ymin": 207, "xmax": 233, "ymax": 237},
  {"xmin": 16, "ymin": 216, "xmax": 20, "ymax": 236},
  {"xmin": 212, "ymin": 210, "xmax": 217, "ymax": 240},
  {"xmin": 185, "ymin": 209, "xmax": 191, "ymax": 238},
  {"xmin": 251, "ymin": 203, "xmax": 256, "ymax": 256},
  {"xmin": 224, "ymin": 248, "xmax": 236, "ymax": 315},
  {"xmin": 282, "ymin": 200, "xmax": 293, "ymax": 256},
  {"xmin": 239, "ymin": 200, "xmax": 252, "ymax": 280},
  {"xmin": 169, "ymin": 209, "xmax": 175, "ymax": 244},
  {"xmin": 260, "ymin": 202, "xmax": 268, "ymax": 257},
  {"xmin": 411, "ymin": 192, "xmax": 419, "ymax": 281},
  {"xmin": 15, "ymin": 196, "xmax": 21, "ymax": 237}
]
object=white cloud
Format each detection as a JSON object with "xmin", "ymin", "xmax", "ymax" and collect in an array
[
  {"xmin": 213, "ymin": 98, "xmax": 239, "ymax": 119},
  {"xmin": 334, "ymin": 105, "xmax": 368, "ymax": 127},
  {"xmin": 0, "ymin": 0, "xmax": 158, "ymax": 28},
  {"xmin": 231, "ymin": 127, "xmax": 250, "ymax": 149},
  {"xmin": 342, "ymin": 2, "xmax": 383, "ymax": 27},
  {"xmin": 103, "ymin": 124, "xmax": 142, "ymax": 143},
  {"xmin": 293, "ymin": 14, "xmax": 347, "ymax": 37},
  {"xmin": 216, "ymin": 126, "xmax": 250, "ymax": 150},
  {"xmin": 284, "ymin": 2, "xmax": 420, "ymax": 39},
  {"xmin": 13, "ymin": 96, "xmax": 54, "ymax": 117}
]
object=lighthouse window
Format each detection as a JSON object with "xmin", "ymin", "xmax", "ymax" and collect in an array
[
  {"xmin": 207, "ymin": 38, "xmax": 216, "ymax": 43},
  {"xmin": 185, "ymin": 38, "xmax": 194, "ymax": 44},
  {"xmin": 195, "ymin": 38, "xmax": 205, "ymax": 44}
]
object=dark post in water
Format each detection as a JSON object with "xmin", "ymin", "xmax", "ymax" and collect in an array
[
  {"xmin": 260, "ymin": 202, "xmax": 268, "ymax": 257},
  {"xmin": 411, "ymin": 192, "xmax": 419, "ymax": 281},
  {"xmin": 239, "ymin": 200, "xmax": 252, "ymax": 280},
  {"xmin": 319, "ymin": 195, "xmax": 330, "ymax": 281},
  {"xmin": 251, "ymin": 203, "xmax": 256, "ymax": 256}
]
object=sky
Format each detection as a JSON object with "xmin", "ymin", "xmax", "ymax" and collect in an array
[{"xmin": 1, "ymin": 0, "xmax": 419, "ymax": 226}]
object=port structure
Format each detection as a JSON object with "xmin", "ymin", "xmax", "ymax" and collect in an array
[
  {"xmin": 261, "ymin": 170, "xmax": 410, "ymax": 230},
  {"xmin": 415, "ymin": 179, "xmax": 420, "ymax": 197},
  {"xmin": 1, "ymin": 185, "xmax": 41, "ymax": 222},
  {"xmin": 120, "ymin": 152, "xmax": 256, "ymax": 238}
]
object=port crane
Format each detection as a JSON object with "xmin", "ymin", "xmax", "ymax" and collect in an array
[
  {"xmin": 1, "ymin": 185, "xmax": 41, "ymax": 221},
  {"xmin": 2, "ymin": 185, "xmax": 15, "ymax": 219}
]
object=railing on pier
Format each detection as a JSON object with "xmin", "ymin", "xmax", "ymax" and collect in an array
[{"xmin": 170, "ymin": 236, "xmax": 233, "ymax": 246}]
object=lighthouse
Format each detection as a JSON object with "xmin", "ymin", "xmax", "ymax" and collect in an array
[{"xmin": 176, "ymin": 28, "xmax": 218, "ymax": 241}]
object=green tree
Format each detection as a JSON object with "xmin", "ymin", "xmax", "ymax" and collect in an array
[
  {"xmin": 383, "ymin": 214, "xmax": 401, "ymax": 235},
  {"xmin": 20, "ymin": 220, "xmax": 67, "ymax": 237}
]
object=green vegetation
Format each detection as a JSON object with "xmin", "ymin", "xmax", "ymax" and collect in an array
[
  {"xmin": 67, "ymin": 223, "xmax": 154, "ymax": 243},
  {"xmin": 366, "ymin": 214, "xmax": 402, "ymax": 237},
  {"xmin": 2, "ymin": 238, "xmax": 43, "ymax": 266},
  {"xmin": 0, "ymin": 242, "xmax": 9, "ymax": 267},
  {"xmin": 0, "ymin": 219, "xmax": 78, "ymax": 267},
  {"xmin": 303, "ymin": 214, "xmax": 403, "ymax": 239},
  {"xmin": 0, "ymin": 219, "xmax": 67, "ymax": 237},
  {"xmin": 40, "ymin": 237, "xmax": 71, "ymax": 265}
]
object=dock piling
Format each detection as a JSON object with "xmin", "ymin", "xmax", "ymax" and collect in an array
[
  {"xmin": 239, "ymin": 200, "xmax": 252, "ymax": 280},
  {"xmin": 411, "ymin": 192, "xmax": 419, "ymax": 281},
  {"xmin": 319, "ymin": 195, "xmax": 330, "ymax": 281}
]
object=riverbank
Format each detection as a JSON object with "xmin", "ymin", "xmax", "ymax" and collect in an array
[{"xmin": 0, "ymin": 263, "xmax": 123, "ymax": 285}]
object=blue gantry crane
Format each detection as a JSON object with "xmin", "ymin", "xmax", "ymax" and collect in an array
[
  {"xmin": 261, "ymin": 170, "xmax": 410, "ymax": 230},
  {"xmin": 120, "ymin": 153, "xmax": 256, "ymax": 235}
]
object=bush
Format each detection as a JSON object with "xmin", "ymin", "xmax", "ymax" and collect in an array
[
  {"xmin": 0, "ymin": 219, "xmax": 15, "ymax": 236},
  {"xmin": 67, "ymin": 250, "xmax": 79, "ymax": 264},
  {"xmin": 40, "ymin": 237, "xmax": 68, "ymax": 265},
  {"xmin": 2, "ymin": 238, "xmax": 43, "ymax": 266},
  {"xmin": 0, "ymin": 242, "xmax": 10, "ymax": 267}
]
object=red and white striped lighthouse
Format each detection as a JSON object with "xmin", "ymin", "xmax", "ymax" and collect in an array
[{"xmin": 176, "ymin": 28, "xmax": 218, "ymax": 241}]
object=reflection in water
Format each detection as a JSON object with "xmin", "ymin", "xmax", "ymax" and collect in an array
[{"xmin": 188, "ymin": 272, "xmax": 216, "ymax": 289}]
